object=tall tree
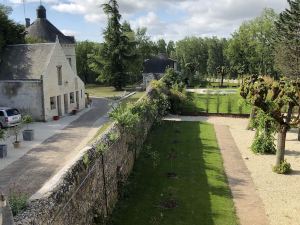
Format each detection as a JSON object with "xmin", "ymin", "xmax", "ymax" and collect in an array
[
  {"xmin": 157, "ymin": 39, "xmax": 167, "ymax": 54},
  {"xmin": 100, "ymin": 0, "xmax": 130, "ymax": 90},
  {"xmin": 76, "ymin": 41, "xmax": 101, "ymax": 84},
  {"xmin": 275, "ymin": 0, "xmax": 300, "ymax": 78},
  {"xmin": 0, "ymin": 4, "xmax": 25, "ymax": 62},
  {"xmin": 167, "ymin": 41, "xmax": 175, "ymax": 57},
  {"xmin": 174, "ymin": 37, "xmax": 208, "ymax": 84},
  {"xmin": 207, "ymin": 37, "xmax": 227, "ymax": 77},
  {"xmin": 225, "ymin": 8, "xmax": 278, "ymax": 77}
]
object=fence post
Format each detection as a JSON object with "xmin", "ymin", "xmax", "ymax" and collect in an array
[{"xmin": 0, "ymin": 192, "xmax": 14, "ymax": 225}]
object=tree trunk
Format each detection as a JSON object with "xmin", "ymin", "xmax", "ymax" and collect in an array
[
  {"xmin": 276, "ymin": 125, "xmax": 288, "ymax": 166},
  {"xmin": 247, "ymin": 107, "xmax": 256, "ymax": 130},
  {"xmin": 298, "ymin": 128, "xmax": 300, "ymax": 141},
  {"xmin": 275, "ymin": 106, "xmax": 293, "ymax": 166},
  {"xmin": 220, "ymin": 73, "xmax": 224, "ymax": 87}
]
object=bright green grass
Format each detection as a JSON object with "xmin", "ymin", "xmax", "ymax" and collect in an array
[
  {"xmin": 108, "ymin": 121, "xmax": 238, "ymax": 225},
  {"xmin": 182, "ymin": 93, "xmax": 251, "ymax": 114},
  {"xmin": 85, "ymin": 85, "xmax": 126, "ymax": 98}
]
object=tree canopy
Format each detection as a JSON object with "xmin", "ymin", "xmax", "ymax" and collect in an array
[
  {"xmin": 0, "ymin": 4, "xmax": 25, "ymax": 61},
  {"xmin": 275, "ymin": 0, "xmax": 300, "ymax": 78},
  {"xmin": 100, "ymin": 0, "xmax": 132, "ymax": 90}
]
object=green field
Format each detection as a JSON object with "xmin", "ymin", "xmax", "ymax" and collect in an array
[
  {"xmin": 85, "ymin": 85, "xmax": 126, "ymax": 98},
  {"xmin": 107, "ymin": 121, "xmax": 238, "ymax": 225},
  {"xmin": 182, "ymin": 93, "xmax": 251, "ymax": 115}
]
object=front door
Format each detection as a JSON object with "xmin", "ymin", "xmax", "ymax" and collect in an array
[
  {"xmin": 64, "ymin": 94, "xmax": 68, "ymax": 114},
  {"xmin": 57, "ymin": 95, "xmax": 62, "ymax": 116},
  {"xmin": 76, "ymin": 91, "xmax": 79, "ymax": 109}
]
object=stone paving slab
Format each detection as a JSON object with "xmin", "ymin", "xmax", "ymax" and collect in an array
[{"xmin": 214, "ymin": 124, "xmax": 269, "ymax": 225}]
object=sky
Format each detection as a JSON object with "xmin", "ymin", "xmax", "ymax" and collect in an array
[{"xmin": 2, "ymin": 0, "xmax": 289, "ymax": 42}]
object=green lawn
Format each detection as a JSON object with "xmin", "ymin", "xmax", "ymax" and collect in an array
[
  {"xmin": 182, "ymin": 93, "xmax": 251, "ymax": 115},
  {"xmin": 107, "ymin": 121, "xmax": 238, "ymax": 225},
  {"xmin": 85, "ymin": 85, "xmax": 126, "ymax": 98}
]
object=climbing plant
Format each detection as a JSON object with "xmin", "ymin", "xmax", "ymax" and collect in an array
[{"xmin": 251, "ymin": 110, "xmax": 277, "ymax": 154}]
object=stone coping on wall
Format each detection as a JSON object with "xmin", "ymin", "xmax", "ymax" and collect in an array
[{"xmin": 13, "ymin": 87, "xmax": 157, "ymax": 225}]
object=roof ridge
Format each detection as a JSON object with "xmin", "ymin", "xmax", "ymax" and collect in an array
[{"xmin": 7, "ymin": 43, "xmax": 56, "ymax": 47}]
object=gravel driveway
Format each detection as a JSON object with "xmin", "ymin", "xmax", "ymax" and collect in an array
[{"xmin": 0, "ymin": 98, "xmax": 111, "ymax": 196}]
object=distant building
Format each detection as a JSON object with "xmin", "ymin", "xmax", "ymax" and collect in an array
[
  {"xmin": 142, "ymin": 53, "xmax": 178, "ymax": 87},
  {"xmin": 0, "ymin": 5, "xmax": 85, "ymax": 121}
]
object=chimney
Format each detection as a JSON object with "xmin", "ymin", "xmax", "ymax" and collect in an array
[{"xmin": 25, "ymin": 18, "xmax": 30, "ymax": 28}]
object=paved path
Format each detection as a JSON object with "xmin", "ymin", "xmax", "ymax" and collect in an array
[
  {"xmin": 215, "ymin": 125, "xmax": 269, "ymax": 225},
  {"xmin": 0, "ymin": 98, "xmax": 111, "ymax": 196}
]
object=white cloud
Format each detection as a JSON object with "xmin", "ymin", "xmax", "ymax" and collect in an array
[{"xmin": 9, "ymin": 0, "xmax": 289, "ymax": 41}]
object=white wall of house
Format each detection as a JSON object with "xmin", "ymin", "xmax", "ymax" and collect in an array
[
  {"xmin": 42, "ymin": 42, "xmax": 85, "ymax": 121},
  {"xmin": 62, "ymin": 44, "xmax": 77, "ymax": 75},
  {"xmin": 0, "ymin": 81, "xmax": 44, "ymax": 121}
]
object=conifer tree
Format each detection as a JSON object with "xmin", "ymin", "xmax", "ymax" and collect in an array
[
  {"xmin": 100, "ymin": 0, "xmax": 130, "ymax": 90},
  {"xmin": 275, "ymin": 0, "xmax": 300, "ymax": 78}
]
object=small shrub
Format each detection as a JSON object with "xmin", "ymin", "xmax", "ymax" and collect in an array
[
  {"xmin": 251, "ymin": 133, "xmax": 276, "ymax": 154},
  {"xmin": 216, "ymin": 92, "xmax": 221, "ymax": 113},
  {"xmin": 22, "ymin": 114, "xmax": 33, "ymax": 129},
  {"xmin": 0, "ymin": 129, "xmax": 6, "ymax": 142},
  {"xmin": 83, "ymin": 153, "xmax": 89, "ymax": 167},
  {"xmin": 108, "ymin": 132, "xmax": 119, "ymax": 142},
  {"xmin": 205, "ymin": 90, "xmax": 210, "ymax": 113},
  {"xmin": 110, "ymin": 104, "xmax": 140, "ymax": 131},
  {"xmin": 273, "ymin": 160, "xmax": 291, "ymax": 174},
  {"xmin": 227, "ymin": 95, "xmax": 232, "ymax": 114},
  {"xmin": 237, "ymin": 99, "xmax": 245, "ymax": 114},
  {"xmin": 9, "ymin": 191, "xmax": 28, "ymax": 216},
  {"xmin": 169, "ymin": 85, "xmax": 188, "ymax": 114},
  {"xmin": 251, "ymin": 111, "xmax": 277, "ymax": 154},
  {"xmin": 95, "ymin": 143, "xmax": 107, "ymax": 154}
]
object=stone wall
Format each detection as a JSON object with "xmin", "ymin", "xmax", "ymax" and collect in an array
[
  {"xmin": 0, "ymin": 81, "xmax": 44, "ymax": 121},
  {"xmin": 14, "ymin": 90, "xmax": 157, "ymax": 225}
]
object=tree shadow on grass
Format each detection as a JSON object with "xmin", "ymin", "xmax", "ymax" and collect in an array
[{"xmin": 107, "ymin": 121, "xmax": 236, "ymax": 225}]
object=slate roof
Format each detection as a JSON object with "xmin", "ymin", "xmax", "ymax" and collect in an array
[
  {"xmin": 143, "ymin": 54, "xmax": 176, "ymax": 74},
  {"xmin": 0, "ymin": 43, "xmax": 55, "ymax": 80},
  {"xmin": 26, "ymin": 5, "xmax": 75, "ymax": 44}
]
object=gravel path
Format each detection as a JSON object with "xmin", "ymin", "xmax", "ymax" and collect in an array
[
  {"xmin": 214, "ymin": 124, "xmax": 269, "ymax": 225},
  {"xmin": 165, "ymin": 115, "xmax": 300, "ymax": 225}
]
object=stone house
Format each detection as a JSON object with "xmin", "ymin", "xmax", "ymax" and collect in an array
[
  {"xmin": 142, "ymin": 53, "xmax": 178, "ymax": 87},
  {"xmin": 0, "ymin": 5, "xmax": 85, "ymax": 121}
]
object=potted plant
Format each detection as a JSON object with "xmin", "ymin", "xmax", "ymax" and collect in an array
[
  {"xmin": 71, "ymin": 108, "xmax": 77, "ymax": 115},
  {"xmin": 0, "ymin": 129, "xmax": 7, "ymax": 158},
  {"xmin": 10, "ymin": 125, "xmax": 22, "ymax": 148},
  {"xmin": 22, "ymin": 115, "xmax": 34, "ymax": 141}
]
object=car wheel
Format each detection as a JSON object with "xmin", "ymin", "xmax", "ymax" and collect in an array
[{"xmin": 0, "ymin": 123, "xmax": 3, "ymax": 129}]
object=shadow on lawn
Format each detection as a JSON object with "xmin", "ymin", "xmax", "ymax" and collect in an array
[{"xmin": 105, "ymin": 121, "xmax": 236, "ymax": 225}]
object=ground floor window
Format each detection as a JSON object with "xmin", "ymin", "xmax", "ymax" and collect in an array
[
  {"xmin": 70, "ymin": 92, "xmax": 75, "ymax": 104},
  {"xmin": 81, "ymin": 90, "xmax": 83, "ymax": 99},
  {"xmin": 50, "ymin": 97, "xmax": 56, "ymax": 110}
]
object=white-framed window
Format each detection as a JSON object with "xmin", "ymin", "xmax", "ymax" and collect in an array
[
  {"xmin": 50, "ymin": 97, "xmax": 56, "ymax": 110},
  {"xmin": 67, "ymin": 58, "xmax": 72, "ymax": 67},
  {"xmin": 70, "ymin": 92, "xmax": 75, "ymax": 104},
  {"xmin": 57, "ymin": 65, "xmax": 62, "ymax": 85}
]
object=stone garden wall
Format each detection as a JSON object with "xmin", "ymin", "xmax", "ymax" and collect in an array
[{"xmin": 13, "ymin": 88, "xmax": 159, "ymax": 225}]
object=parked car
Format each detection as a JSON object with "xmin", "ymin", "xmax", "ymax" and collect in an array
[{"xmin": 0, "ymin": 107, "xmax": 22, "ymax": 128}]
